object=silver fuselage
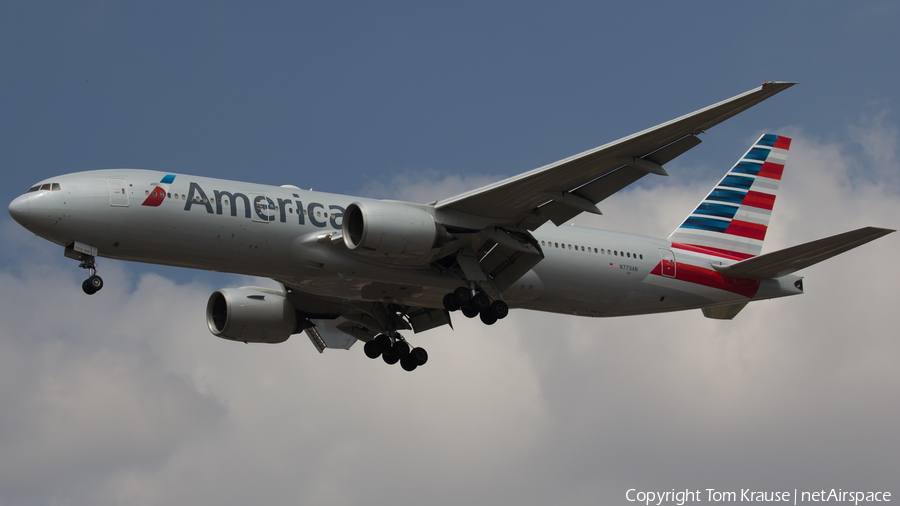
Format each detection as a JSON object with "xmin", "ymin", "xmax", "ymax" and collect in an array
[{"xmin": 9, "ymin": 169, "xmax": 802, "ymax": 317}]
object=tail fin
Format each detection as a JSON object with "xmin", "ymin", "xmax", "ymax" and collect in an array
[{"xmin": 668, "ymin": 133, "xmax": 791, "ymax": 260}]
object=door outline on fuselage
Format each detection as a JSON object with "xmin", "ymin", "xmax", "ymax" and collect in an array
[
  {"xmin": 659, "ymin": 248, "xmax": 676, "ymax": 278},
  {"xmin": 107, "ymin": 178, "xmax": 128, "ymax": 207}
]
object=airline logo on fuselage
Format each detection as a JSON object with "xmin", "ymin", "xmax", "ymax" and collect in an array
[
  {"xmin": 142, "ymin": 174, "xmax": 177, "ymax": 207},
  {"xmin": 182, "ymin": 181, "xmax": 344, "ymax": 229}
]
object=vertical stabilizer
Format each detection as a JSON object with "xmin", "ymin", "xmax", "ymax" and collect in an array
[{"xmin": 668, "ymin": 133, "xmax": 791, "ymax": 259}]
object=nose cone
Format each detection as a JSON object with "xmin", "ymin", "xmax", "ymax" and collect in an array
[{"xmin": 8, "ymin": 195, "xmax": 30, "ymax": 227}]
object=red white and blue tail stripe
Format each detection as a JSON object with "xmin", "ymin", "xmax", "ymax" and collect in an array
[{"xmin": 668, "ymin": 134, "xmax": 791, "ymax": 260}]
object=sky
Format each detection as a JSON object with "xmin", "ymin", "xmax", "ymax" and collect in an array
[{"xmin": 1, "ymin": 2, "xmax": 899, "ymax": 505}]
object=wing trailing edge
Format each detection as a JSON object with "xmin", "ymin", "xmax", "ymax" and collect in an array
[{"xmin": 712, "ymin": 227, "xmax": 894, "ymax": 280}]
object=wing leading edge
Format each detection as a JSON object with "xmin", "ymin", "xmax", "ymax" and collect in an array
[{"xmin": 435, "ymin": 82, "xmax": 797, "ymax": 230}]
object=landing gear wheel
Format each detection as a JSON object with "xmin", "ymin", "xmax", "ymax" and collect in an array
[
  {"xmin": 480, "ymin": 311, "xmax": 497, "ymax": 325},
  {"xmin": 400, "ymin": 354, "xmax": 418, "ymax": 372},
  {"xmin": 382, "ymin": 352, "xmax": 400, "ymax": 365},
  {"xmin": 471, "ymin": 292, "xmax": 490, "ymax": 312},
  {"xmin": 410, "ymin": 347, "xmax": 428, "ymax": 366},
  {"xmin": 373, "ymin": 334, "xmax": 391, "ymax": 351},
  {"xmin": 391, "ymin": 340, "xmax": 410, "ymax": 358},
  {"xmin": 461, "ymin": 305, "xmax": 479, "ymax": 318},
  {"xmin": 364, "ymin": 339, "xmax": 382, "ymax": 359},
  {"xmin": 489, "ymin": 300, "xmax": 509, "ymax": 319},
  {"xmin": 453, "ymin": 287, "xmax": 472, "ymax": 305},
  {"xmin": 443, "ymin": 293, "xmax": 461, "ymax": 312},
  {"xmin": 82, "ymin": 275, "xmax": 103, "ymax": 295}
]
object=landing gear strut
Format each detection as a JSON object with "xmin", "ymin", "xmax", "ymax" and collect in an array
[
  {"xmin": 363, "ymin": 332, "xmax": 429, "ymax": 372},
  {"xmin": 442, "ymin": 286, "xmax": 508, "ymax": 325},
  {"xmin": 79, "ymin": 257, "xmax": 103, "ymax": 295}
]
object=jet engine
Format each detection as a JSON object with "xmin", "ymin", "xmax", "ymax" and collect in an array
[
  {"xmin": 342, "ymin": 201, "xmax": 446, "ymax": 256},
  {"xmin": 206, "ymin": 287, "xmax": 303, "ymax": 344}
]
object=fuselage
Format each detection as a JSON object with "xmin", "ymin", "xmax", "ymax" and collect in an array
[{"xmin": 8, "ymin": 169, "xmax": 803, "ymax": 317}]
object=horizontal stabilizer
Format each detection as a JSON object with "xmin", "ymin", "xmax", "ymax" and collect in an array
[{"xmin": 713, "ymin": 227, "xmax": 894, "ymax": 280}]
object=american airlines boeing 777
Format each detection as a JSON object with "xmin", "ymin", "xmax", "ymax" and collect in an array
[{"xmin": 8, "ymin": 82, "xmax": 893, "ymax": 371}]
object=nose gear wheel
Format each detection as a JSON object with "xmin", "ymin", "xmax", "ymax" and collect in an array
[{"xmin": 77, "ymin": 256, "xmax": 103, "ymax": 295}]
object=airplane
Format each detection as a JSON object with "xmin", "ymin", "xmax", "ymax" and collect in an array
[{"xmin": 8, "ymin": 82, "xmax": 894, "ymax": 372}]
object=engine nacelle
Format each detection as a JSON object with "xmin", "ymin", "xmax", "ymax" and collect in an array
[
  {"xmin": 342, "ymin": 201, "xmax": 440, "ymax": 257},
  {"xmin": 206, "ymin": 287, "xmax": 300, "ymax": 344}
]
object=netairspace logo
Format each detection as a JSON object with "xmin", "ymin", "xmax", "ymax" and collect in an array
[{"xmin": 625, "ymin": 488, "xmax": 892, "ymax": 506}]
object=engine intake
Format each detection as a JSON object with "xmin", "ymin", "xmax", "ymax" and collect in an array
[
  {"xmin": 206, "ymin": 287, "xmax": 302, "ymax": 344},
  {"xmin": 342, "ymin": 201, "xmax": 442, "ymax": 256}
]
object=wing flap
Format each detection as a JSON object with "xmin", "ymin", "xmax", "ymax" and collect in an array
[{"xmin": 713, "ymin": 227, "xmax": 895, "ymax": 280}]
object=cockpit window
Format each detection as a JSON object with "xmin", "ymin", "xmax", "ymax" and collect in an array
[{"xmin": 25, "ymin": 182, "xmax": 61, "ymax": 194}]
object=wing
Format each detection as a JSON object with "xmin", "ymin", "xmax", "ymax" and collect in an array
[{"xmin": 435, "ymin": 82, "xmax": 796, "ymax": 230}]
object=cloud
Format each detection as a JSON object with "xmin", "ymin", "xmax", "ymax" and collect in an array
[
  {"xmin": 355, "ymin": 168, "xmax": 502, "ymax": 204},
  {"xmin": 0, "ymin": 123, "xmax": 898, "ymax": 505}
]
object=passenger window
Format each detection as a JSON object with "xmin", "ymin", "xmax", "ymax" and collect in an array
[
  {"xmin": 541, "ymin": 241, "xmax": 545, "ymax": 246},
  {"xmin": 594, "ymin": 248, "xmax": 598, "ymax": 253},
  {"xmin": 627, "ymin": 252, "xmax": 630, "ymax": 258},
  {"xmin": 167, "ymin": 193, "xmax": 171, "ymax": 198},
  {"xmin": 614, "ymin": 251, "xmax": 618, "ymax": 256},
  {"xmin": 52, "ymin": 183, "xmax": 61, "ymax": 191},
  {"xmin": 554, "ymin": 242, "xmax": 558, "ymax": 248},
  {"xmin": 581, "ymin": 246, "xmax": 585, "ymax": 251},
  {"xmin": 639, "ymin": 254, "xmax": 643, "ymax": 260}
]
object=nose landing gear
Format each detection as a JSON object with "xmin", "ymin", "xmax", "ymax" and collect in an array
[
  {"xmin": 79, "ymin": 258, "xmax": 103, "ymax": 295},
  {"xmin": 64, "ymin": 243, "xmax": 103, "ymax": 295}
]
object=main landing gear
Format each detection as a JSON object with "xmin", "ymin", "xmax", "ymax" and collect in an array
[
  {"xmin": 363, "ymin": 333, "xmax": 429, "ymax": 372},
  {"xmin": 442, "ymin": 286, "xmax": 509, "ymax": 325},
  {"xmin": 80, "ymin": 257, "xmax": 103, "ymax": 295}
]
